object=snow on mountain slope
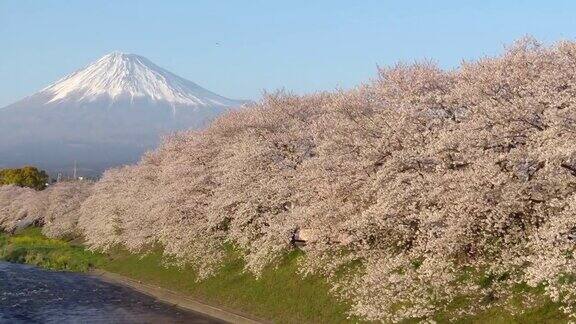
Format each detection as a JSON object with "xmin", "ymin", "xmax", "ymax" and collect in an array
[
  {"xmin": 42, "ymin": 52, "xmax": 242, "ymax": 107},
  {"xmin": 0, "ymin": 52, "xmax": 249, "ymax": 175}
]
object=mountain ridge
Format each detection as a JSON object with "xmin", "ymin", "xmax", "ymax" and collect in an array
[
  {"xmin": 0, "ymin": 52, "xmax": 248, "ymax": 175},
  {"xmin": 8, "ymin": 51, "xmax": 246, "ymax": 109}
]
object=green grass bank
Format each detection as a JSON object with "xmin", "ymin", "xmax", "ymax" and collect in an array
[
  {"xmin": 0, "ymin": 228, "xmax": 569, "ymax": 323},
  {"xmin": 0, "ymin": 228, "xmax": 354, "ymax": 323}
]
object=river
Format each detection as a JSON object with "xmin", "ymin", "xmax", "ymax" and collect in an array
[{"xmin": 0, "ymin": 261, "xmax": 225, "ymax": 323}]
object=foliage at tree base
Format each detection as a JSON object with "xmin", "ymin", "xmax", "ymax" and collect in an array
[
  {"xmin": 0, "ymin": 229, "xmax": 354, "ymax": 323},
  {"xmin": 0, "ymin": 229, "xmax": 571, "ymax": 323},
  {"xmin": 0, "ymin": 228, "xmax": 100, "ymax": 272}
]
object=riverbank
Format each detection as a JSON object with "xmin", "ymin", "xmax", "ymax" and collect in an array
[
  {"xmin": 0, "ymin": 228, "xmax": 355, "ymax": 323},
  {"xmin": 91, "ymin": 269, "xmax": 262, "ymax": 324},
  {"xmin": 0, "ymin": 228, "xmax": 570, "ymax": 323}
]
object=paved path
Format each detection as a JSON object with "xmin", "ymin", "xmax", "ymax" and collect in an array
[{"xmin": 92, "ymin": 269, "xmax": 265, "ymax": 324}]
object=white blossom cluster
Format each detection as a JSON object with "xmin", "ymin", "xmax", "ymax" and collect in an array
[
  {"xmin": 2, "ymin": 38, "xmax": 576, "ymax": 322},
  {"xmin": 0, "ymin": 181, "xmax": 93, "ymax": 238}
]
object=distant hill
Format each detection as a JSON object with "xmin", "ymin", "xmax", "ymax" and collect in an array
[{"xmin": 0, "ymin": 52, "xmax": 249, "ymax": 176}]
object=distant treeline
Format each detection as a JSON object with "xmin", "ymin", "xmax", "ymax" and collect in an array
[{"xmin": 0, "ymin": 166, "xmax": 49, "ymax": 190}]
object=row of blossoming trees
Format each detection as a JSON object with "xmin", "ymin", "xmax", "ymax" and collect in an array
[{"xmin": 2, "ymin": 38, "xmax": 576, "ymax": 322}]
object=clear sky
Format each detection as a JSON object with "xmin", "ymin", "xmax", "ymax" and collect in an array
[{"xmin": 1, "ymin": 0, "xmax": 576, "ymax": 107}]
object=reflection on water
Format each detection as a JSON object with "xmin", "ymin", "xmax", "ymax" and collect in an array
[{"xmin": 0, "ymin": 261, "xmax": 225, "ymax": 323}]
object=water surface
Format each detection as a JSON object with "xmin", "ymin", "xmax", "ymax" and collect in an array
[{"xmin": 0, "ymin": 261, "xmax": 225, "ymax": 323}]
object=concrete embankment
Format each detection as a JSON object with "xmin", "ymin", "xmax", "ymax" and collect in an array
[{"xmin": 91, "ymin": 269, "xmax": 267, "ymax": 324}]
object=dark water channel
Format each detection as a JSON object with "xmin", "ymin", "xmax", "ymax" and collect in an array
[{"xmin": 0, "ymin": 261, "xmax": 225, "ymax": 323}]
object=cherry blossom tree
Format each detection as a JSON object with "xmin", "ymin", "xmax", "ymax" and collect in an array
[{"xmin": 4, "ymin": 37, "xmax": 576, "ymax": 322}]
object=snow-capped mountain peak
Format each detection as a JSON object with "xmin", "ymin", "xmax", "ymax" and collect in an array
[
  {"xmin": 0, "ymin": 52, "xmax": 248, "ymax": 175},
  {"xmin": 41, "ymin": 52, "xmax": 242, "ymax": 107}
]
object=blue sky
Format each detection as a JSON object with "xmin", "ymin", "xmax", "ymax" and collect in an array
[{"xmin": 1, "ymin": 0, "xmax": 576, "ymax": 107}]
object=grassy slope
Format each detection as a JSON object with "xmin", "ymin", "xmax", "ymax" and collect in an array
[
  {"xmin": 0, "ymin": 228, "xmax": 100, "ymax": 272},
  {"xmin": 0, "ymin": 228, "xmax": 353, "ymax": 323},
  {"xmin": 0, "ymin": 228, "xmax": 569, "ymax": 323},
  {"xmin": 102, "ymin": 248, "xmax": 355, "ymax": 323}
]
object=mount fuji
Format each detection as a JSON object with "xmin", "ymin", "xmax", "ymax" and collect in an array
[{"xmin": 0, "ymin": 52, "xmax": 248, "ymax": 176}]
